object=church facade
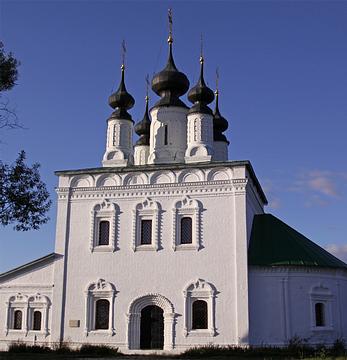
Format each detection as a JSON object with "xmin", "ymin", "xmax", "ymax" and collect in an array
[{"xmin": 0, "ymin": 26, "xmax": 347, "ymax": 353}]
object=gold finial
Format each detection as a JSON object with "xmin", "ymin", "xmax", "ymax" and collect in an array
[
  {"xmin": 168, "ymin": 8, "xmax": 173, "ymax": 44},
  {"xmin": 145, "ymin": 74, "xmax": 150, "ymax": 102},
  {"xmin": 121, "ymin": 39, "xmax": 126, "ymax": 68},
  {"xmin": 215, "ymin": 67, "xmax": 220, "ymax": 95}
]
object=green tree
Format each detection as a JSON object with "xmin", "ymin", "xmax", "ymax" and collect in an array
[
  {"xmin": 0, "ymin": 41, "xmax": 20, "ymax": 129},
  {"xmin": 0, "ymin": 41, "xmax": 51, "ymax": 230},
  {"xmin": 0, "ymin": 151, "xmax": 51, "ymax": 231}
]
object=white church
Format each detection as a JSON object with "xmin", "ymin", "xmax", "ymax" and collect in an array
[{"xmin": 0, "ymin": 21, "xmax": 347, "ymax": 353}]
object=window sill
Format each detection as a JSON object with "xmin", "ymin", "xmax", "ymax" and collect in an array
[
  {"xmin": 92, "ymin": 246, "xmax": 114, "ymax": 253},
  {"xmin": 134, "ymin": 245, "xmax": 158, "ymax": 252},
  {"xmin": 186, "ymin": 329, "xmax": 215, "ymax": 337},
  {"xmin": 311, "ymin": 326, "xmax": 334, "ymax": 332},
  {"xmin": 174, "ymin": 244, "xmax": 198, "ymax": 251},
  {"xmin": 6, "ymin": 329, "xmax": 27, "ymax": 336},
  {"xmin": 86, "ymin": 329, "xmax": 115, "ymax": 336}
]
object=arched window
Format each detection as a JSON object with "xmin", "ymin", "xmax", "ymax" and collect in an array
[
  {"xmin": 13, "ymin": 310, "xmax": 22, "ymax": 330},
  {"xmin": 180, "ymin": 217, "xmax": 192, "ymax": 244},
  {"xmin": 33, "ymin": 311, "xmax": 42, "ymax": 331},
  {"xmin": 98, "ymin": 220, "xmax": 110, "ymax": 245},
  {"xmin": 315, "ymin": 302, "xmax": 325, "ymax": 327},
  {"xmin": 192, "ymin": 300, "xmax": 208, "ymax": 329},
  {"xmin": 95, "ymin": 299, "xmax": 110, "ymax": 330}
]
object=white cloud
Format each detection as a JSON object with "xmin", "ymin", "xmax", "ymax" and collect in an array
[{"xmin": 325, "ymin": 244, "xmax": 347, "ymax": 263}]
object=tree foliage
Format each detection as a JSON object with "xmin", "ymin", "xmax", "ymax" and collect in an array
[
  {"xmin": 0, "ymin": 41, "xmax": 19, "ymax": 92},
  {"xmin": 0, "ymin": 151, "xmax": 51, "ymax": 231},
  {"xmin": 0, "ymin": 41, "xmax": 20, "ymax": 129}
]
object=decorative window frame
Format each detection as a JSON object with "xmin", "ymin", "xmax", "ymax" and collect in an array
[
  {"xmin": 5, "ymin": 293, "xmax": 28, "ymax": 335},
  {"xmin": 132, "ymin": 198, "xmax": 160, "ymax": 252},
  {"xmin": 90, "ymin": 199, "xmax": 118, "ymax": 252},
  {"xmin": 27, "ymin": 294, "xmax": 50, "ymax": 336},
  {"xmin": 183, "ymin": 279, "xmax": 216, "ymax": 337},
  {"xmin": 85, "ymin": 279, "xmax": 116, "ymax": 336},
  {"xmin": 310, "ymin": 284, "xmax": 334, "ymax": 332},
  {"xmin": 172, "ymin": 196, "xmax": 202, "ymax": 251},
  {"xmin": 5, "ymin": 293, "xmax": 50, "ymax": 337}
]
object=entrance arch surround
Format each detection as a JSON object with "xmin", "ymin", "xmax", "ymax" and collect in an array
[{"xmin": 127, "ymin": 294, "xmax": 175, "ymax": 350}]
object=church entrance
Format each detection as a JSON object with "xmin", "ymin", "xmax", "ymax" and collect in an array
[{"xmin": 140, "ymin": 305, "xmax": 164, "ymax": 349}]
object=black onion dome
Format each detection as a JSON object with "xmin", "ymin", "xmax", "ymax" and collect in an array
[
  {"xmin": 134, "ymin": 96, "xmax": 151, "ymax": 146},
  {"xmin": 213, "ymin": 91, "xmax": 229, "ymax": 143},
  {"xmin": 108, "ymin": 65, "xmax": 135, "ymax": 121},
  {"xmin": 188, "ymin": 57, "xmax": 214, "ymax": 115},
  {"xmin": 151, "ymin": 40, "xmax": 189, "ymax": 108}
]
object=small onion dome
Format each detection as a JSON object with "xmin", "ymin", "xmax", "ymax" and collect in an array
[
  {"xmin": 134, "ymin": 96, "xmax": 151, "ymax": 146},
  {"xmin": 188, "ymin": 56, "xmax": 214, "ymax": 115},
  {"xmin": 151, "ymin": 38, "xmax": 189, "ymax": 108},
  {"xmin": 108, "ymin": 64, "xmax": 135, "ymax": 121},
  {"xmin": 213, "ymin": 90, "xmax": 230, "ymax": 144}
]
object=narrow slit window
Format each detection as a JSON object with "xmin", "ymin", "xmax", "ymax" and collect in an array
[
  {"xmin": 164, "ymin": 125, "xmax": 168, "ymax": 145},
  {"xmin": 315, "ymin": 302, "xmax": 325, "ymax": 327},
  {"xmin": 98, "ymin": 220, "xmax": 110, "ymax": 245},
  {"xmin": 13, "ymin": 310, "xmax": 22, "ymax": 330},
  {"xmin": 141, "ymin": 220, "xmax": 152, "ymax": 245},
  {"xmin": 95, "ymin": 299, "xmax": 110, "ymax": 330},
  {"xmin": 33, "ymin": 311, "xmax": 42, "ymax": 331},
  {"xmin": 180, "ymin": 217, "xmax": 192, "ymax": 244},
  {"xmin": 192, "ymin": 300, "xmax": 208, "ymax": 329}
]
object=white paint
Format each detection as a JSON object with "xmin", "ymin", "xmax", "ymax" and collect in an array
[
  {"xmin": 185, "ymin": 112, "xmax": 214, "ymax": 163},
  {"xmin": 102, "ymin": 118, "xmax": 134, "ymax": 167},
  {"xmin": 148, "ymin": 106, "xmax": 188, "ymax": 164}
]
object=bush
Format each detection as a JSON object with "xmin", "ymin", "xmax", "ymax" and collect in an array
[
  {"xmin": 8, "ymin": 342, "xmax": 51, "ymax": 353},
  {"xmin": 79, "ymin": 344, "xmax": 119, "ymax": 356}
]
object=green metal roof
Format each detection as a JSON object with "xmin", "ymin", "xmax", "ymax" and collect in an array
[{"xmin": 248, "ymin": 214, "xmax": 347, "ymax": 269}]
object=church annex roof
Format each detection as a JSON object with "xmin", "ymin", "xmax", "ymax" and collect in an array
[
  {"xmin": 249, "ymin": 214, "xmax": 347, "ymax": 269},
  {"xmin": 0, "ymin": 253, "xmax": 60, "ymax": 282},
  {"xmin": 55, "ymin": 160, "xmax": 268, "ymax": 205}
]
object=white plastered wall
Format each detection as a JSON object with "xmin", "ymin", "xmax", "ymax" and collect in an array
[
  {"xmin": 0, "ymin": 262, "xmax": 55, "ymax": 350},
  {"xmin": 248, "ymin": 267, "xmax": 347, "ymax": 346}
]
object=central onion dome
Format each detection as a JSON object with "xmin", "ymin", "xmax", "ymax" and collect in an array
[
  {"xmin": 151, "ymin": 36, "xmax": 190, "ymax": 108},
  {"xmin": 188, "ymin": 56, "xmax": 214, "ymax": 115},
  {"xmin": 134, "ymin": 96, "xmax": 151, "ymax": 146},
  {"xmin": 213, "ymin": 90, "xmax": 229, "ymax": 143},
  {"xmin": 108, "ymin": 64, "xmax": 135, "ymax": 121}
]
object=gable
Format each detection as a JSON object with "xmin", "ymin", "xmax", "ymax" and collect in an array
[{"xmin": 0, "ymin": 253, "xmax": 59, "ymax": 286}]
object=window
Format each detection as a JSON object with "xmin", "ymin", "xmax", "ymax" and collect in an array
[
  {"xmin": 192, "ymin": 300, "xmax": 208, "ymax": 329},
  {"xmin": 5, "ymin": 293, "xmax": 50, "ymax": 336},
  {"xmin": 98, "ymin": 221, "xmax": 110, "ymax": 245},
  {"xmin": 132, "ymin": 198, "xmax": 160, "ymax": 251},
  {"xmin": 90, "ymin": 200, "xmax": 118, "ymax": 252},
  {"xmin": 180, "ymin": 217, "xmax": 192, "ymax": 244},
  {"xmin": 32, "ymin": 311, "xmax": 42, "ymax": 331},
  {"xmin": 172, "ymin": 196, "xmax": 202, "ymax": 251},
  {"xmin": 183, "ymin": 279, "xmax": 216, "ymax": 337},
  {"xmin": 164, "ymin": 125, "xmax": 168, "ymax": 145},
  {"xmin": 315, "ymin": 303, "xmax": 325, "ymax": 327},
  {"xmin": 141, "ymin": 220, "xmax": 152, "ymax": 245},
  {"xmin": 310, "ymin": 285, "xmax": 333, "ymax": 331},
  {"xmin": 95, "ymin": 299, "xmax": 110, "ymax": 330},
  {"xmin": 85, "ymin": 279, "xmax": 116, "ymax": 335},
  {"xmin": 13, "ymin": 310, "xmax": 22, "ymax": 330}
]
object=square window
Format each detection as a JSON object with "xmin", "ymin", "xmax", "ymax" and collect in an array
[{"xmin": 141, "ymin": 220, "xmax": 152, "ymax": 245}]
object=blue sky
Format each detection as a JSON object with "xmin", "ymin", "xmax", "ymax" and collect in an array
[{"xmin": 0, "ymin": 1, "xmax": 346, "ymax": 272}]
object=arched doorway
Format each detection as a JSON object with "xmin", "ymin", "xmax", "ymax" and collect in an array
[
  {"xmin": 127, "ymin": 294, "xmax": 175, "ymax": 350},
  {"xmin": 140, "ymin": 305, "xmax": 164, "ymax": 349}
]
